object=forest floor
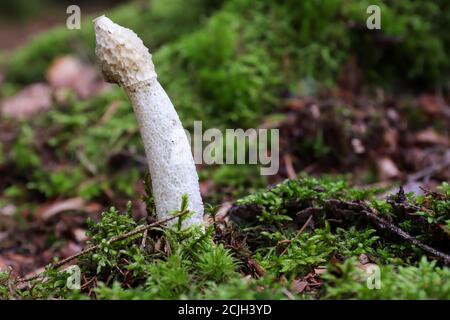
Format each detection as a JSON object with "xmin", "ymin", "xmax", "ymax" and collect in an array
[{"xmin": 0, "ymin": 0, "xmax": 449, "ymax": 299}]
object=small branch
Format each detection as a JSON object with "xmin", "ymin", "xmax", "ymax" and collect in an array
[
  {"xmin": 326, "ymin": 200, "xmax": 450, "ymax": 265},
  {"xmin": 360, "ymin": 206, "xmax": 450, "ymax": 264},
  {"xmin": 17, "ymin": 211, "xmax": 188, "ymax": 283},
  {"xmin": 230, "ymin": 199, "xmax": 450, "ymax": 265},
  {"xmin": 297, "ymin": 214, "xmax": 313, "ymax": 235},
  {"xmin": 140, "ymin": 229, "xmax": 148, "ymax": 250},
  {"xmin": 283, "ymin": 153, "xmax": 297, "ymax": 179}
]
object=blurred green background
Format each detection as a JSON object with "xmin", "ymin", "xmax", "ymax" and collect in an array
[{"xmin": 0, "ymin": 0, "xmax": 448, "ymax": 212}]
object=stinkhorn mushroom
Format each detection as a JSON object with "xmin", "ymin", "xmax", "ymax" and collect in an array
[{"xmin": 94, "ymin": 15, "xmax": 204, "ymax": 227}]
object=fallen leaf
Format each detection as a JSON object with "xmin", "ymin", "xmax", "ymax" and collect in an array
[
  {"xmin": 359, "ymin": 262, "xmax": 379, "ymax": 274},
  {"xmin": 215, "ymin": 201, "xmax": 232, "ymax": 222},
  {"xmin": 377, "ymin": 157, "xmax": 400, "ymax": 180},
  {"xmin": 358, "ymin": 254, "xmax": 370, "ymax": 265},
  {"xmin": 283, "ymin": 153, "xmax": 297, "ymax": 179},
  {"xmin": 313, "ymin": 267, "xmax": 327, "ymax": 275},
  {"xmin": 248, "ymin": 258, "xmax": 266, "ymax": 277},
  {"xmin": 418, "ymin": 94, "xmax": 439, "ymax": 115},
  {"xmin": 1, "ymin": 83, "xmax": 52, "ymax": 119},
  {"xmin": 0, "ymin": 203, "xmax": 16, "ymax": 216},
  {"xmin": 46, "ymin": 55, "xmax": 109, "ymax": 99},
  {"xmin": 284, "ymin": 97, "xmax": 308, "ymax": 111},
  {"xmin": 36, "ymin": 198, "xmax": 95, "ymax": 221},
  {"xmin": 73, "ymin": 228, "xmax": 88, "ymax": 243},
  {"xmin": 60, "ymin": 241, "xmax": 83, "ymax": 258},
  {"xmin": 309, "ymin": 104, "xmax": 321, "ymax": 119},
  {"xmin": 383, "ymin": 128, "xmax": 398, "ymax": 151},
  {"xmin": 291, "ymin": 279, "xmax": 308, "ymax": 294},
  {"xmin": 351, "ymin": 138, "xmax": 365, "ymax": 154},
  {"xmin": 199, "ymin": 180, "xmax": 214, "ymax": 197},
  {"xmin": 414, "ymin": 128, "xmax": 449, "ymax": 146}
]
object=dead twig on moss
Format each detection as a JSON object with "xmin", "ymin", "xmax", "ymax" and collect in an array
[
  {"xmin": 229, "ymin": 199, "xmax": 450, "ymax": 265},
  {"xmin": 325, "ymin": 200, "xmax": 450, "ymax": 265},
  {"xmin": 17, "ymin": 210, "xmax": 189, "ymax": 283}
]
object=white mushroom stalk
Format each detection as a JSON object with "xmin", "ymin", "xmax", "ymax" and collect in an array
[{"xmin": 94, "ymin": 15, "xmax": 204, "ymax": 227}]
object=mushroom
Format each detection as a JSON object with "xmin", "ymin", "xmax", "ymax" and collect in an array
[{"xmin": 94, "ymin": 16, "xmax": 204, "ymax": 227}]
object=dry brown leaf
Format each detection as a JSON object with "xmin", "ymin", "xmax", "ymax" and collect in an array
[
  {"xmin": 414, "ymin": 128, "xmax": 449, "ymax": 146},
  {"xmin": 377, "ymin": 157, "xmax": 400, "ymax": 180},
  {"xmin": 418, "ymin": 94, "xmax": 439, "ymax": 115},
  {"xmin": 383, "ymin": 128, "xmax": 398, "ymax": 151},
  {"xmin": 0, "ymin": 259, "xmax": 8, "ymax": 272},
  {"xmin": 36, "ymin": 198, "xmax": 98, "ymax": 221},
  {"xmin": 46, "ymin": 55, "xmax": 109, "ymax": 99},
  {"xmin": 199, "ymin": 180, "xmax": 214, "ymax": 197},
  {"xmin": 351, "ymin": 138, "xmax": 365, "ymax": 154},
  {"xmin": 1, "ymin": 83, "xmax": 52, "ymax": 119},
  {"xmin": 73, "ymin": 228, "xmax": 88, "ymax": 243},
  {"xmin": 284, "ymin": 97, "xmax": 308, "ymax": 111},
  {"xmin": 291, "ymin": 279, "xmax": 308, "ymax": 294},
  {"xmin": 215, "ymin": 201, "xmax": 232, "ymax": 222},
  {"xmin": 60, "ymin": 241, "xmax": 83, "ymax": 258},
  {"xmin": 248, "ymin": 258, "xmax": 266, "ymax": 277},
  {"xmin": 358, "ymin": 254, "xmax": 370, "ymax": 265},
  {"xmin": 313, "ymin": 267, "xmax": 327, "ymax": 275},
  {"xmin": 283, "ymin": 153, "xmax": 297, "ymax": 179}
]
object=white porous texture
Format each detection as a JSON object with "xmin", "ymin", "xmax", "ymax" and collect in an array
[
  {"xmin": 94, "ymin": 15, "xmax": 156, "ymax": 87},
  {"xmin": 128, "ymin": 82, "xmax": 204, "ymax": 225},
  {"xmin": 94, "ymin": 16, "xmax": 204, "ymax": 227}
]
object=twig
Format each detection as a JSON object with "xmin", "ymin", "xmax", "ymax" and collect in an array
[
  {"xmin": 283, "ymin": 153, "xmax": 297, "ymax": 179},
  {"xmin": 7, "ymin": 267, "xmax": 16, "ymax": 299},
  {"xmin": 140, "ymin": 229, "xmax": 148, "ymax": 250},
  {"xmin": 17, "ymin": 211, "xmax": 188, "ymax": 283},
  {"xmin": 230, "ymin": 199, "xmax": 450, "ymax": 265},
  {"xmin": 326, "ymin": 200, "xmax": 450, "ymax": 265},
  {"xmin": 360, "ymin": 206, "xmax": 450, "ymax": 264},
  {"xmin": 282, "ymin": 288, "xmax": 295, "ymax": 300},
  {"xmin": 407, "ymin": 150, "xmax": 450, "ymax": 182},
  {"xmin": 279, "ymin": 215, "xmax": 314, "ymax": 256},
  {"xmin": 297, "ymin": 214, "xmax": 313, "ymax": 236}
]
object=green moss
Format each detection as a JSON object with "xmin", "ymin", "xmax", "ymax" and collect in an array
[
  {"xmin": 3, "ymin": 180, "xmax": 450, "ymax": 300},
  {"xmin": 323, "ymin": 257, "xmax": 450, "ymax": 299},
  {"xmin": 6, "ymin": 0, "xmax": 217, "ymax": 84},
  {"xmin": 2, "ymin": 0, "xmax": 450, "ymax": 300}
]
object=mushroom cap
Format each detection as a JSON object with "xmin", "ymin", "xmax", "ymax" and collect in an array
[{"xmin": 94, "ymin": 15, "xmax": 157, "ymax": 87}]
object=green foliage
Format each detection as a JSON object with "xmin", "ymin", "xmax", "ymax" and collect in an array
[
  {"xmin": 196, "ymin": 244, "xmax": 239, "ymax": 282},
  {"xmin": 2, "ymin": 179, "xmax": 450, "ymax": 300},
  {"xmin": 10, "ymin": 124, "xmax": 41, "ymax": 171},
  {"xmin": 4, "ymin": 0, "xmax": 450, "ymax": 217},
  {"xmin": 323, "ymin": 257, "xmax": 450, "ymax": 299},
  {"xmin": 257, "ymin": 223, "xmax": 337, "ymax": 278},
  {"xmin": 143, "ymin": 253, "xmax": 192, "ymax": 298},
  {"xmin": 6, "ymin": 0, "xmax": 217, "ymax": 84},
  {"xmin": 84, "ymin": 205, "xmax": 138, "ymax": 274},
  {"xmin": 233, "ymin": 178, "xmax": 450, "ymax": 282},
  {"xmin": 59, "ymin": 203, "xmax": 243, "ymax": 299},
  {"xmin": 0, "ymin": 271, "xmax": 11, "ymax": 299},
  {"xmin": 206, "ymin": 164, "xmax": 267, "ymax": 200},
  {"xmin": 2, "ymin": 0, "xmax": 450, "ymax": 301},
  {"xmin": 28, "ymin": 167, "xmax": 86, "ymax": 198},
  {"xmin": 343, "ymin": 0, "xmax": 450, "ymax": 86},
  {"xmin": 254, "ymin": 224, "xmax": 380, "ymax": 279},
  {"xmin": 155, "ymin": 9, "xmax": 280, "ymax": 128},
  {"xmin": 237, "ymin": 177, "xmax": 376, "ymax": 227},
  {"xmin": 189, "ymin": 276, "xmax": 289, "ymax": 300}
]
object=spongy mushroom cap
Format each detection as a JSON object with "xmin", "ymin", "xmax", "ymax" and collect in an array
[{"xmin": 93, "ymin": 15, "xmax": 157, "ymax": 87}]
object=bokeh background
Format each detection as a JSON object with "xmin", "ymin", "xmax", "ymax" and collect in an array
[{"xmin": 0, "ymin": 0, "xmax": 449, "ymax": 276}]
